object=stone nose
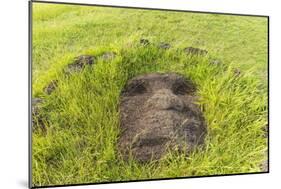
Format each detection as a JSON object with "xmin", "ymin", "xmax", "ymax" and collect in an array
[{"xmin": 145, "ymin": 89, "xmax": 185, "ymax": 111}]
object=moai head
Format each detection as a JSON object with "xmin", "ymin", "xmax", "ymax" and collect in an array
[{"xmin": 118, "ymin": 73, "xmax": 207, "ymax": 163}]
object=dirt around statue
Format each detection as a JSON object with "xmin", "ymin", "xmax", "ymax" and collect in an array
[{"xmin": 118, "ymin": 73, "xmax": 207, "ymax": 163}]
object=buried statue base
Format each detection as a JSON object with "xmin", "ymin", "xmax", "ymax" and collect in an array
[{"xmin": 118, "ymin": 73, "xmax": 207, "ymax": 163}]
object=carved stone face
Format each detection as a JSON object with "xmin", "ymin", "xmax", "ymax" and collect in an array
[{"xmin": 118, "ymin": 73, "xmax": 207, "ymax": 163}]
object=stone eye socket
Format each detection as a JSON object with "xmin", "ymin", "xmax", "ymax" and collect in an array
[
  {"xmin": 172, "ymin": 82, "xmax": 189, "ymax": 95},
  {"xmin": 172, "ymin": 78, "xmax": 196, "ymax": 95},
  {"xmin": 124, "ymin": 81, "xmax": 147, "ymax": 96}
]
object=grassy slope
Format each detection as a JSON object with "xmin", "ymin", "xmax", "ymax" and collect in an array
[{"xmin": 32, "ymin": 3, "xmax": 268, "ymax": 186}]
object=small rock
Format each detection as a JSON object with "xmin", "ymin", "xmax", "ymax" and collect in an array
[
  {"xmin": 65, "ymin": 55, "xmax": 95, "ymax": 73},
  {"xmin": 101, "ymin": 52, "xmax": 116, "ymax": 61},
  {"xmin": 184, "ymin": 47, "xmax": 208, "ymax": 56},
  {"xmin": 234, "ymin": 68, "xmax": 241, "ymax": 77},
  {"xmin": 140, "ymin": 38, "xmax": 150, "ymax": 46},
  {"xmin": 32, "ymin": 97, "xmax": 43, "ymax": 105},
  {"xmin": 32, "ymin": 98, "xmax": 43, "ymax": 115},
  {"xmin": 44, "ymin": 80, "xmax": 58, "ymax": 95},
  {"xmin": 74, "ymin": 55, "xmax": 95, "ymax": 66},
  {"xmin": 210, "ymin": 59, "xmax": 221, "ymax": 66},
  {"xmin": 32, "ymin": 98, "xmax": 47, "ymax": 133},
  {"xmin": 159, "ymin": 42, "xmax": 171, "ymax": 50}
]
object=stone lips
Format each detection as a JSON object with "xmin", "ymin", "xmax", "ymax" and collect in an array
[{"xmin": 118, "ymin": 73, "xmax": 207, "ymax": 163}]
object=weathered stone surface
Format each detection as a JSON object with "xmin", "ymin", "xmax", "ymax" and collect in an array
[
  {"xmin": 140, "ymin": 38, "xmax": 150, "ymax": 46},
  {"xmin": 234, "ymin": 68, "xmax": 241, "ymax": 77},
  {"xmin": 184, "ymin": 47, "xmax": 208, "ymax": 56},
  {"xmin": 32, "ymin": 98, "xmax": 46, "ymax": 133},
  {"xmin": 65, "ymin": 55, "xmax": 95, "ymax": 73},
  {"xmin": 210, "ymin": 59, "xmax": 221, "ymax": 66},
  {"xmin": 159, "ymin": 42, "xmax": 171, "ymax": 50},
  {"xmin": 101, "ymin": 52, "xmax": 116, "ymax": 61},
  {"xmin": 118, "ymin": 73, "xmax": 207, "ymax": 163},
  {"xmin": 44, "ymin": 80, "xmax": 58, "ymax": 95},
  {"xmin": 32, "ymin": 98, "xmax": 43, "ymax": 115}
]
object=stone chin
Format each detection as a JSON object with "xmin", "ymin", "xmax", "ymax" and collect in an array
[{"xmin": 118, "ymin": 73, "xmax": 207, "ymax": 163}]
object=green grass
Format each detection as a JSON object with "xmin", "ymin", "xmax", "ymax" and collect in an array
[{"xmin": 32, "ymin": 3, "xmax": 268, "ymax": 187}]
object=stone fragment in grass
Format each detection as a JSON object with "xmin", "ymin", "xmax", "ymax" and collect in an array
[
  {"xmin": 210, "ymin": 59, "xmax": 221, "ymax": 66},
  {"xmin": 44, "ymin": 80, "xmax": 58, "ymax": 95},
  {"xmin": 184, "ymin": 47, "xmax": 208, "ymax": 56},
  {"xmin": 65, "ymin": 55, "xmax": 95, "ymax": 74},
  {"xmin": 159, "ymin": 42, "xmax": 171, "ymax": 50},
  {"xmin": 32, "ymin": 98, "xmax": 47, "ymax": 133},
  {"xmin": 118, "ymin": 73, "xmax": 207, "ymax": 163},
  {"xmin": 140, "ymin": 38, "xmax": 150, "ymax": 46},
  {"xmin": 32, "ymin": 98, "xmax": 43, "ymax": 115},
  {"xmin": 101, "ymin": 52, "xmax": 116, "ymax": 61},
  {"xmin": 234, "ymin": 68, "xmax": 241, "ymax": 77}
]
